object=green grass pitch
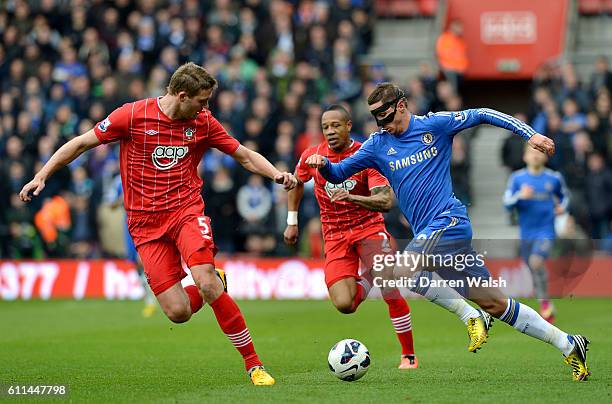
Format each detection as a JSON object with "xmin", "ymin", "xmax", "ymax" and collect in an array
[{"xmin": 1, "ymin": 298, "xmax": 610, "ymax": 403}]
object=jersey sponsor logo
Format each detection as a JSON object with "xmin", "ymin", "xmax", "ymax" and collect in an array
[
  {"xmin": 422, "ymin": 133, "xmax": 434, "ymax": 144},
  {"xmin": 98, "ymin": 117, "xmax": 111, "ymax": 132},
  {"xmin": 151, "ymin": 145, "xmax": 189, "ymax": 170},
  {"xmin": 324, "ymin": 179, "xmax": 357, "ymax": 198},
  {"xmin": 387, "ymin": 147, "xmax": 397, "ymax": 155},
  {"xmin": 389, "ymin": 146, "xmax": 438, "ymax": 172},
  {"xmin": 144, "ymin": 129, "xmax": 158, "ymax": 136}
]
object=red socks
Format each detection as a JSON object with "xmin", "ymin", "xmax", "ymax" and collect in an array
[
  {"xmin": 184, "ymin": 285, "xmax": 204, "ymax": 314},
  {"xmin": 350, "ymin": 277, "xmax": 372, "ymax": 312},
  {"xmin": 385, "ymin": 294, "xmax": 415, "ymax": 356},
  {"xmin": 210, "ymin": 292, "xmax": 262, "ymax": 371}
]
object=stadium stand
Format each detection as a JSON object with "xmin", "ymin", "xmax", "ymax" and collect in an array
[{"xmin": 0, "ymin": 0, "xmax": 610, "ymax": 260}]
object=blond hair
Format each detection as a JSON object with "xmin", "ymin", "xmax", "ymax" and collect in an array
[{"xmin": 167, "ymin": 62, "xmax": 217, "ymax": 97}]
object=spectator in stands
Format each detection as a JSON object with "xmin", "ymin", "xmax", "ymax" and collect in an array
[
  {"xmin": 436, "ymin": 19, "xmax": 468, "ymax": 94},
  {"xmin": 502, "ymin": 114, "xmax": 529, "ymax": 173},
  {"xmin": 561, "ymin": 98, "xmax": 587, "ymax": 139},
  {"xmin": 237, "ymin": 174, "xmax": 276, "ymax": 255},
  {"xmin": 451, "ymin": 135, "xmax": 471, "ymax": 206},
  {"xmin": 237, "ymin": 174, "xmax": 274, "ymax": 230},
  {"xmin": 433, "ymin": 77, "xmax": 452, "ymax": 106},
  {"xmin": 202, "ymin": 167, "xmax": 239, "ymax": 253},
  {"xmin": 34, "ymin": 193, "xmax": 71, "ymax": 257},
  {"xmin": 590, "ymin": 55, "xmax": 612, "ymax": 96},
  {"xmin": 585, "ymin": 153, "xmax": 612, "ymax": 239},
  {"xmin": 556, "ymin": 63, "xmax": 590, "ymax": 112}
]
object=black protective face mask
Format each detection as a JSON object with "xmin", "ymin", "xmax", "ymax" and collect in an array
[{"xmin": 370, "ymin": 90, "xmax": 405, "ymax": 127}]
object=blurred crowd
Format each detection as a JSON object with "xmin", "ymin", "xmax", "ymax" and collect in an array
[
  {"xmin": 0, "ymin": 0, "xmax": 377, "ymax": 259},
  {"xmin": 501, "ymin": 59, "xmax": 612, "ymax": 242},
  {"xmin": 2, "ymin": 0, "xmax": 608, "ymax": 261},
  {"xmin": 0, "ymin": 0, "xmax": 457, "ymax": 260}
]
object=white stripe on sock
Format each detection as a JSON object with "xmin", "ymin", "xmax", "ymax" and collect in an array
[
  {"xmin": 392, "ymin": 318, "xmax": 412, "ymax": 327},
  {"xmin": 226, "ymin": 328, "xmax": 250, "ymax": 338},
  {"xmin": 234, "ymin": 338, "xmax": 253, "ymax": 348},
  {"xmin": 392, "ymin": 317, "xmax": 412, "ymax": 333},
  {"xmin": 229, "ymin": 333, "xmax": 252, "ymax": 344},
  {"xmin": 228, "ymin": 329, "xmax": 249, "ymax": 341},
  {"xmin": 391, "ymin": 314, "xmax": 411, "ymax": 323}
]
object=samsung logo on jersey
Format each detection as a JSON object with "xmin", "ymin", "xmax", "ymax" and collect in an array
[{"xmin": 389, "ymin": 147, "xmax": 438, "ymax": 172}]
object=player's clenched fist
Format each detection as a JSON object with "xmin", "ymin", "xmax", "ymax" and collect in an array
[
  {"xmin": 305, "ymin": 154, "xmax": 326, "ymax": 168},
  {"xmin": 19, "ymin": 176, "xmax": 46, "ymax": 202},
  {"xmin": 528, "ymin": 133, "xmax": 555, "ymax": 157},
  {"xmin": 275, "ymin": 172, "xmax": 298, "ymax": 191},
  {"xmin": 283, "ymin": 225, "xmax": 298, "ymax": 245}
]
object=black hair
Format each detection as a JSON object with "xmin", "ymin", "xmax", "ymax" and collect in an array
[{"xmin": 323, "ymin": 104, "xmax": 351, "ymax": 122}]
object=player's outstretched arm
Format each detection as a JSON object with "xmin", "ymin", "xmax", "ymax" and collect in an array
[
  {"xmin": 444, "ymin": 109, "xmax": 555, "ymax": 156},
  {"xmin": 476, "ymin": 109, "xmax": 555, "ymax": 156},
  {"xmin": 330, "ymin": 185, "xmax": 394, "ymax": 212},
  {"xmin": 305, "ymin": 152, "xmax": 372, "ymax": 184},
  {"xmin": 19, "ymin": 129, "xmax": 101, "ymax": 202},
  {"xmin": 283, "ymin": 181, "xmax": 304, "ymax": 245},
  {"xmin": 231, "ymin": 145, "xmax": 297, "ymax": 190}
]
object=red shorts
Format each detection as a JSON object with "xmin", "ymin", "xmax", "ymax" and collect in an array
[
  {"xmin": 128, "ymin": 198, "xmax": 217, "ymax": 296},
  {"xmin": 324, "ymin": 225, "xmax": 393, "ymax": 288}
]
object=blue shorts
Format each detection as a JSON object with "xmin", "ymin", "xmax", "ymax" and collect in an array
[
  {"xmin": 520, "ymin": 239, "xmax": 553, "ymax": 263},
  {"xmin": 405, "ymin": 213, "xmax": 490, "ymax": 297}
]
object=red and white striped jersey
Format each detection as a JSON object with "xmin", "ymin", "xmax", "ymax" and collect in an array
[
  {"xmin": 93, "ymin": 97, "xmax": 240, "ymax": 214},
  {"xmin": 295, "ymin": 141, "xmax": 389, "ymax": 240}
]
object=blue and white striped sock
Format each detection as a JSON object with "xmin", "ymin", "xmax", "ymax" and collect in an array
[{"xmin": 500, "ymin": 298, "xmax": 574, "ymax": 356}]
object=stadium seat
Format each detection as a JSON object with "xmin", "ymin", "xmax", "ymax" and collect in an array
[
  {"xmin": 578, "ymin": 0, "xmax": 603, "ymax": 14},
  {"xmin": 375, "ymin": 0, "xmax": 420, "ymax": 17},
  {"xmin": 418, "ymin": 0, "xmax": 439, "ymax": 17}
]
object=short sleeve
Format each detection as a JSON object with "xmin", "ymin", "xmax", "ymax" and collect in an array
[
  {"xmin": 366, "ymin": 168, "xmax": 389, "ymax": 190},
  {"xmin": 295, "ymin": 150, "xmax": 313, "ymax": 182},
  {"xmin": 206, "ymin": 115, "xmax": 240, "ymax": 154},
  {"xmin": 94, "ymin": 103, "xmax": 132, "ymax": 144}
]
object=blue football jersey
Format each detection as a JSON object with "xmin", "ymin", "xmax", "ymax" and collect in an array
[
  {"xmin": 504, "ymin": 168, "xmax": 569, "ymax": 239},
  {"xmin": 319, "ymin": 108, "xmax": 536, "ymax": 235}
]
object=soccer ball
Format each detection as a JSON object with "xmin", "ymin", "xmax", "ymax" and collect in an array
[{"xmin": 327, "ymin": 339, "xmax": 370, "ymax": 381}]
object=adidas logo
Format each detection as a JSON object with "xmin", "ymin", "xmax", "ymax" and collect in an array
[
  {"xmin": 145, "ymin": 129, "xmax": 158, "ymax": 136},
  {"xmin": 387, "ymin": 147, "xmax": 397, "ymax": 155}
]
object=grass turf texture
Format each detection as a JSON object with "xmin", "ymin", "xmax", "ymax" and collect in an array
[{"xmin": 1, "ymin": 298, "xmax": 610, "ymax": 403}]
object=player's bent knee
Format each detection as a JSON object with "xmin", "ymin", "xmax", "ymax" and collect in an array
[
  {"xmin": 163, "ymin": 304, "xmax": 192, "ymax": 323},
  {"xmin": 194, "ymin": 271, "xmax": 220, "ymax": 292},
  {"xmin": 191, "ymin": 265, "xmax": 218, "ymax": 289},
  {"xmin": 332, "ymin": 298, "xmax": 355, "ymax": 314}
]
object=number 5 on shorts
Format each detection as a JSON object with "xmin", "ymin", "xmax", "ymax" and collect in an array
[{"xmin": 198, "ymin": 216, "xmax": 212, "ymax": 240}]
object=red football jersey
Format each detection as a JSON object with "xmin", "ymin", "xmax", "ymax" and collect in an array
[
  {"xmin": 94, "ymin": 97, "xmax": 240, "ymax": 213},
  {"xmin": 295, "ymin": 141, "xmax": 389, "ymax": 240}
]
